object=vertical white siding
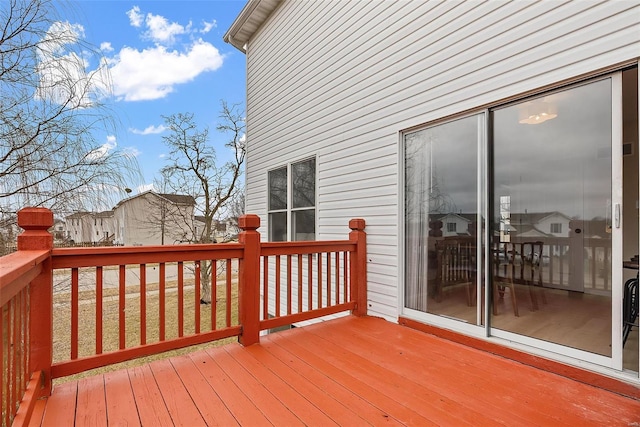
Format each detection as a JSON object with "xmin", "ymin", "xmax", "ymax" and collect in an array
[{"xmin": 244, "ymin": 0, "xmax": 640, "ymax": 321}]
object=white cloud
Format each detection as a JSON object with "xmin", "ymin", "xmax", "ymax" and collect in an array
[
  {"xmin": 36, "ymin": 22, "xmax": 111, "ymax": 107},
  {"xmin": 87, "ymin": 135, "xmax": 117, "ymax": 160},
  {"xmin": 130, "ymin": 124, "xmax": 166, "ymax": 135},
  {"xmin": 158, "ymin": 153, "xmax": 167, "ymax": 159},
  {"xmin": 122, "ymin": 146, "xmax": 141, "ymax": 157},
  {"xmin": 144, "ymin": 13, "xmax": 186, "ymax": 44},
  {"xmin": 100, "ymin": 42, "xmax": 114, "ymax": 52},
  {"xmin": 108, "ymin": 39, "xmax": 223, "ymax": 101},
  {"xmin": 127, "ymin": 6, "xmax": 143, "ymax": 27},
  {"xmin": 200, "ymin": 20, "xmax": 217, "ymax": 34}
]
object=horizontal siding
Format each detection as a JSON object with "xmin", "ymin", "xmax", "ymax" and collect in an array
[{"xmin": 244, "ymin": 0, "xmax": 640, "ymax": 321}]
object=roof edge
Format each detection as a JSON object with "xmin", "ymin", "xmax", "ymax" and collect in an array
[{"xmin": 223, "ymin": 0, "xmax": 280, "ymax": 53}]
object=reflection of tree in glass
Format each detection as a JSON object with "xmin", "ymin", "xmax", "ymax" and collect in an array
[
  {"xmin": 268, "ymin": 167, "xmax": 287, "ymax": 210},
  {"xmin": 292, "ymin": 159, "xmax": 315, "ymax": 208}
]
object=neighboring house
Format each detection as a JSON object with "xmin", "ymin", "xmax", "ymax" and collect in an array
[
  {"xmin": 65, "ymin": 211, "xmax": 93, "ymax": 243},
  {"xmin": 113, "ymin": 191, "xmax": 196, "ymax": 246},
  {"xmin": 430, "ymin": 213, "xmax": 475, "ymax": 237},
  {"xmin": 225, "ymin": 2, "xmax": 639, "ymax": 380}
]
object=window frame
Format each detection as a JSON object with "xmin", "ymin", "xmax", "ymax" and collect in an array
[{"xmin": 267, "ymin": 156, "xmax": 317, "ymax": 242}]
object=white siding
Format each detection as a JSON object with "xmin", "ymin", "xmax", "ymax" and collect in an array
[{"xmin": 243, "ymin": 0, "xmax": 640, "ymax": 321}]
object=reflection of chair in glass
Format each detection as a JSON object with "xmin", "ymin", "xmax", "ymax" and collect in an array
[
  {"xmin": 623, "ymin": 276, "xmax": 638, "ymax": 347},
  {"xmin": 522, "ymin": 241, "xmax": 547, "ymax": 308},
  {"xmin": 493, "ymin": 242, "xmax": 539, "ymax": 317},
  {"xmin": 435, "ymin": 237, "xmax": 475, "ymax": 306}
]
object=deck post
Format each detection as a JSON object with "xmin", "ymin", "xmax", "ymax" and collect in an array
[
  {"xmin": 18, "ymin": 207, "xmax": 54, "ymax": 396},
  {"xmin": 349, "ymin": 218, "xmax": 367, "ymax": 316},
  {"xmin": 238, "ymin": 214, "xmax": 261, "ymax": 346}
]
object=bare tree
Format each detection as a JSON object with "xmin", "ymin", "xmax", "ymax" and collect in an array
[
  {"xmin": 160, "ymin": 101, "xmax": 246, "ymax": 302},
  {"xmin": 0, "ymin": 0, "xmax": 139, "ymax": 223}
]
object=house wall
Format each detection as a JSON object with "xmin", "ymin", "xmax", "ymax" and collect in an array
[
  {"xmin": 114, "ymin": 194, "xmax": 194, "ymax": 246},
  {"xmin": 244, "ymin": 1, "xmax": 640, "ymax": 321}
]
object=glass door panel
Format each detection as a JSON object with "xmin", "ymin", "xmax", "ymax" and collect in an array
[
  {"xmin": 491, "ymin": 78, "xmax": 614, "ymax": 356},
  {"xmin": 405, "ymin": 114, "xmax": 483, "ymax": 324}
]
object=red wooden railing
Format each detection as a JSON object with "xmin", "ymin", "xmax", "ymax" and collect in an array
[{"xmin": 0, "ymin": 209, "xmax": 367, "ymax": 426}]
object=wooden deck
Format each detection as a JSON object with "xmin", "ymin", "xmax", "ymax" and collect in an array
[{"xmin": 30, "ymin": 316, "xmax": 639, "ymax": 426}]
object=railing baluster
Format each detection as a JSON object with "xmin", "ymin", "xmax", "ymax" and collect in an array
[
  {"xmin": 178, "ymin": 261, "xmax": 184, "ymax": 338},
  {"xmin": 327, "ymin": 253, "xmax": 332, "ymax": 307},
  {"xmin": 71, "ymin": 268, "xmax": 79, "ymax": 359},
  {"xmin": 195, "ymin": 261, "xmax": 201, "ymax": 334},
  {"xmin": 298, "ymin": 254, "xmax": 303, "ymax": 313},
  {"xmin": 159, "ymin": 263, "xmax": 166, "ymax": 341},
  {"xmin": 96, "ymin": 266, "xmax": 103, "ymax": 354},
  {"xmin": 343, "ymin": 251, "xmax": 348, "ymax": 303},
  {"xmin": 226, "ymin": 259, "xmax": 232, "ymax": 327},
  {"xmin": 119, "ymin": 265, "xmax": 126, "ymax": 350},
  {"xmin": 10, "ymin": 297, "xmax": 16, "ymax": 419},
  {"xmin": 140, "ymin": 264, "xmax": 146, "ymax": 346},
  {"xmin": 1, "ymin": 304, "xmax": 4, "ymax": 427},
  {"xmin": 317, "ymin": 252, "xmax": 323, "ymax": 309},
  {"xmin": 287, "ymin": 255, "xmax": 292, "ymax": 315},
  {"xmin": 275, "ymin": 255, "xmax": 281, "ymax": 317},
  {"xmin": 263, "ymin": 256, "xmax": 268, "ymax": 321},
  {"xmin": 335, "ymin": 252, "xmax": 340, "ymax": 305},
  {"xmin": 307, "ymin": 254, "xmax": 313, "ymax": 311},
  {"xmin": 212, "ymin": 260, "xmax": 217, "ymax": 330}
]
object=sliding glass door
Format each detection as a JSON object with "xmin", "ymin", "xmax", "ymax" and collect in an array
[
  {"xmin": 490, "ymin": 76, "xmax": 621, "ymax": 363},
  {"xmin": 404, "ymin": 114, "xmax": 484, "ymax": 325}
]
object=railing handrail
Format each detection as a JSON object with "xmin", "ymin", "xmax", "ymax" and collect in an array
[
  {"xmin": 0, "ymin": 249, "xmax": 49, "ymax": 306},
  {"xmin": 51, "ymin": 243, "xmax": 246, "ymax": 268}
]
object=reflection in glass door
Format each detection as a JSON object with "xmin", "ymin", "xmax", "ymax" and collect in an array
[
  {"xmin": 404, "ymin": 114, "xmax": 483, "ymax": 324},
  {"xmin": 491, "ymin": 78, "xmax": 617, "ymax": 358}
]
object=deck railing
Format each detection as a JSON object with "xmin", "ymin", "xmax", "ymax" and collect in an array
[{"xmin": 0, "ymin": 208, "xmax": 367, "ymax": 427}]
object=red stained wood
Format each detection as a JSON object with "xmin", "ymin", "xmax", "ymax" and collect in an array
[
  {"xmin": 148, "ymin": 358, "xmax": 207, "ymax": 426},
  {"xmin": 71, "ymin": 268, "xmax": 78, "ymax": 359},
  {"xmin": 195, "ymin": 261, "xmax": 201, "ymax": 334},
  {"xmin": 140, "ymin": 264, "xmax": 146, "ymax": 345},
  {"xmin": 168, "ymin": 355, "xmax": 239, "ymax": 426},
  {"xmin": 103, "ymin": 370, "xmax": 140, "ymax": 427},
  {"xmin": 118, "ymin": 265, "xmax": 125, "ymax": 350},
  {"xmin": 287, "ymin": 254, "xmax": 292, "ymax": 315},
  {"xmin": 127, "ymin": 365, "xmax": 173, "ymax": 426},
  {"xmin": 178, "ymin": 261, "xmax": 184, "ymax": 337},
  {"xmin": 29, "ymin": 316, "xmax": 640, "ymax": 427},
  {"xmin": 159, "ymin": 263, "xmax": 165, "ymax": 341},
  {"xmin": 96, "ymin": 267, "xmax": 103, "ymax": 354},
  {"xmin": 226, "ymin": 259, "xmax": 232, "ymax": 327},
  {"xmin": 75, "ymin": 376, "xmax": 107, "ymax": 426},
  {"xmin": 212, "ymin": 260, "xmax": 217, "ymax": 330},
  {"xmin": 40, "ymin": 381, "xmax": 77, "ymax": 426},
  {"xmin": 27, "ymin": 399, "xmax": 46, "ymax": 427}
]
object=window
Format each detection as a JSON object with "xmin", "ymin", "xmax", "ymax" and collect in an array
[
  {"xmin": 550, "ymin": 223, "xmax": 562, "ymax": 234},
  {"xmin": 446, "ymin": 222, "xmax": 457, "ymax": 233},
  {"xmin": 268, "ymin": 158, "xmax": 316, "ymax": 241}
]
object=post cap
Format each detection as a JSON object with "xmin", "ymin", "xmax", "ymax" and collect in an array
[
  {"xmin": 238, "ymin": 214, "xmax": 260, "ymax": 231},
  {"xmin": 18, "ymin": 207, "xmax": 54, "ymax": 230},
  {"xmin": 349, "ymin": 218, "xmax": 366, "ymax": 231}
]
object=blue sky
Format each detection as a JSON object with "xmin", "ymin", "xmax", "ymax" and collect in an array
[{"xmin": 59, "ymin": 1, "xmax": 247, "ymax": 192}]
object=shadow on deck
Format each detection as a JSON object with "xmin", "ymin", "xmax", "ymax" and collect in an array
[{"xmin": 31, "ymin": 316, "xmax": 639, "ymax": 426}]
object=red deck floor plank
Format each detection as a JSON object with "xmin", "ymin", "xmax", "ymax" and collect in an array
[
  {"xmin": 127, "ymin": 364, "xmax": 174, "ymax": 426},
  {"xmin": 27, "ymin": 399, "xmax": 46, "ymax": 427},
  {"xmin": 103, "ymin": 370, "xmax": 141, "ymax": 427},
  {"xmin": 40, "ymin": 381, "xmax": 77, "ymax": 427},
  {"xmin": 30, "ymin": 316, "xmax": 640, "ymax": 426},
  {"xmin": 287, "ymin": 326, "xmax": 502, "ymax": 426},
  {"xmin": 308, "ymin": 319, "xmax": 541, "ymax": 426},
  {"xmin": 244, "ymin": 341, "xmax": 375, "ymax": 425},
  {"xmin": 346, "ymin": 317, "xmax": 636, "ymax": 425},
  {"xmin": 269, "ymin": 329, "xmax": 438, "ymax": 426},
  {"xmin": 259, "ymin": 336, "xmax": 406, "ymax": 426},
  {"xmin": 168, "ymin": 354, "xmax": 240, "ymax": 426},
  {"xmin": 189, "ymin": 349, "xmax": 272, "ymax": 426},
  {"xmin": 221, "ymin": 344, "xmax": 338, "ymax": 427},
  {"xmin": 148, "ymin": 358, "xmax": 207, "ymax": 426},
  {"xmin": 75, "ymin": 375, "xmax": 107, "ymax": 427}
]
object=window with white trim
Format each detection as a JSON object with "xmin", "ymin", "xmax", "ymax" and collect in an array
[{"xmin": 268, "ymin": 158, "xmax": 316, "ymax": 241}]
